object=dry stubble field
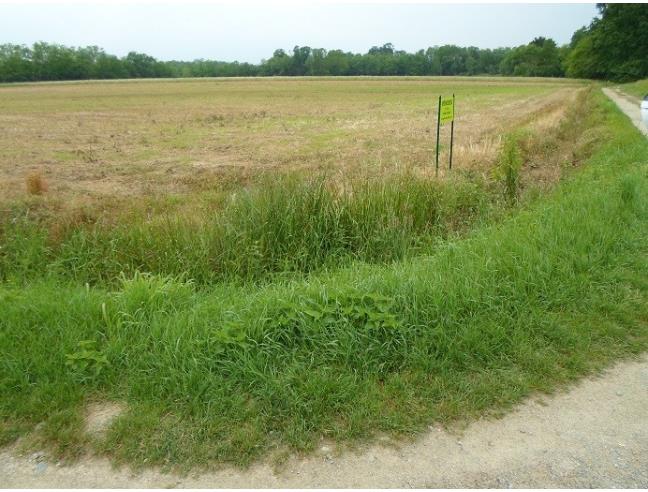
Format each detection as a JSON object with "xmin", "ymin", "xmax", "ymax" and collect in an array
[{"xmin": 0, "ymin": 76, "xmax": 583, "ymax": 209}]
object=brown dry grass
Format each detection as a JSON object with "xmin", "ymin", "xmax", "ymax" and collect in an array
[
  {"xmin": 25, "ymin": 172, "xmax": 48, "ymax": 195},
  {"xmin": 0, "ymin": 77, "xmax": 585, "ymax": 216}
]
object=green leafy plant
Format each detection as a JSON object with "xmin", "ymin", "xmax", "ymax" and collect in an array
[
  {"xmin": 65, "ymin": 340, "xmax": 109, "ymax": 383},
  {"xmin": 203, "ymin": 320, "xmax": 250, "ymax": 355}
]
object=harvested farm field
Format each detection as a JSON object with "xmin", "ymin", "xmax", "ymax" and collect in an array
[{"xmin": 0, "ymin": 77, "xmax": 582, "ymax": 205}]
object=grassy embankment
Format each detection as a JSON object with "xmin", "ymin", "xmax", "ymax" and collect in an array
[{"xmin": 0, "ymin": 88, "xmax": 646, "ymax": 470}]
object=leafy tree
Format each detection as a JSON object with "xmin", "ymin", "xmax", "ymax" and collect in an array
[
  {"xmin": 124, "ymin": 52, "xmax": 159, "ymax": 78},
  {"xmin": 565, "ymin": 3, "xmax": 648, "ymax": 81},
  {"xmin": 306, "ymin": 48, "xmax": 327, "ymax": 75},
  {"xmin": 368, "ymin": 43, "xmax": 394, "ymax": 56},
  {"xmin": 291, "ymin": 46, "xmax": 311, "ymax": 76},
  {"xmin": 323, "ymin": 49, "xmax": 351, "ymax": 76},
  {"xmin": 0, "ymin": 44, "xmax": 33, "ymax": 82},
  {"xmin": 260, "ymin": 49, "xmax": 292, "ymax": 76},
  {"xmin": 500, "ymin": 38, "xmax": 563, "ymax": 77}
]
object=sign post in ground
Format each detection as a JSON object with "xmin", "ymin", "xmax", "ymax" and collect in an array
[
  {"xmin": 449, "ymin": 93, "xmax": 455, "ymax": 169},
  {"xmin": 435, "ymin": 94, "xmax": 455, "ymax": 175},
  {"xmin": 435, "ymin": 95, "xmax": 442, "ymax": 176}
]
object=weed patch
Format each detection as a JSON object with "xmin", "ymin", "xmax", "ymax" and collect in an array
[{"xmin": 494, "ymin": 131, "xmax": 525, "ymax": 204}]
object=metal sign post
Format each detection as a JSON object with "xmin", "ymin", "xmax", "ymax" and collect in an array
[
  {"xmin": 435, "ymin": 94, "xmax": 455, "ymax": 175},
  {"xmin": 449, "ymin": 93, "xmax": 455, "ymax": 170},
  {"xmin": 435, "ymin": 95, "xmax": 441, "ymax": 176}
]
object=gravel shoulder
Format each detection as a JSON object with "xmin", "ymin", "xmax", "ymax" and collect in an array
[{"xmin": 1, "ymin": 356, "xmax": 647, "ymax": 488}]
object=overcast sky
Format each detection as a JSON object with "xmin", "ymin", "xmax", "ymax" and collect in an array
[{"xmin": 0, "ymin": 2, "xmax": 598, "ymax": 63}]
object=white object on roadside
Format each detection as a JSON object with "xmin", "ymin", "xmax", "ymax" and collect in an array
[{"xmin": 642, "ymin": 95, "xmax": 648, "ymax": 127}]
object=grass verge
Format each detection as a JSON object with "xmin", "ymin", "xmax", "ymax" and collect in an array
[
  {"xmin": 0, "ymin": 172, "xmax": 495, "ymax": 286},
  {"xmin": 0, "ymin": 89, "xmax": 646, "ymax": 470},
  {"xmin": 619, "ymin": 78, "xmax": 648, "ymax": 99}
]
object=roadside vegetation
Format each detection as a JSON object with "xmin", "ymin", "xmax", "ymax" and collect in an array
[
  {"xmin": 1, "ymin": 87, "xmax": 646, "ymax": 470},
  {"xmin": 620, "ymin": 78, "xmax": 648, "ymax": 100},
  {"xmin": 1, "ymin": 172, "xmax": 494, "ymax": 285}
]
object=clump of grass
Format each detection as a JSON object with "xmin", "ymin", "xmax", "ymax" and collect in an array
[
  {"xmin": 25, "ymin": 172, "xmax": 48, "ymax": 195},
  {"xmin": 0, "ymin": 171, "xmax": 494, "ymax": 286},
  {"xmin": 619, "ymin": 77, "xmax": 648, "ymax": 100},
  {"xmin": 523, "ymin": 88, "xmax": 603, "ymax": 175}
]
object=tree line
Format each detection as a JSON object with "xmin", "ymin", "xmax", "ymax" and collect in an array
[
  {"xmin": 1, "ymin": 4, "xmax": 645, "ymax": 83},
  {"xmin": 0, "ymin": 41, "xmax": 565, "ymax": 82},
  {"xmin": 563, "ymin": 3, "xmax": 647, "ymax": 81}
]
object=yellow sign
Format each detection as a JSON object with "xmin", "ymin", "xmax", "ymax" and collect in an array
[{"xmin": 439, "ymin": 96, "xmax": 454, "ymax": 124}]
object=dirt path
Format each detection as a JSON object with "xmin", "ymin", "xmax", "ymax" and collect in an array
[
  {"xmin": 603, "ymin": 87, "xmax": 648, "ymax": 136},
  {"xmin": 2, "ymin": 356, "xmax": 647, "ymax": 488}
]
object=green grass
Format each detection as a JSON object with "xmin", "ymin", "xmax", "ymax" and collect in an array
[
  {"xmin": 0, "ymin": 89, "xmax": 647, "ymax": 470},
  {"xmin": 619, "ymin": 78, "xmax": 648, "ymax": 99},
  {"xmin": 0, "ymin": 172, "xmax": 495, "ymax": 286}
]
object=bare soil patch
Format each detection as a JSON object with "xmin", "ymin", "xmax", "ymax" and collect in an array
[{"xmin": 84, "ymin": 402, "xmax": 125, "ymax": 437}]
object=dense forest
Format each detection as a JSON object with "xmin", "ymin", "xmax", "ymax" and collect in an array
[
  {"xmin": 0, "ymin": 3, "xmax": 645, "ymax": 83},
  {"xmin": 564, "ymin": 3, "xmax": 648, "ymax": 81}
]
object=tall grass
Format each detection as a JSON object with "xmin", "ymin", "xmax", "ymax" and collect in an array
[
  {"xmin": 0, "ymin": 90, "xmax": 646, "ymax": 468},
  {"xmin": 619, "ymin": 78, "xmax": 648, "ymax": 99},
  {"xmin": 494, "ymin": 131, "xmax": 525, "ymax": 204},
  {"xmin": 0, "ymin": 172, "xmax": 494, "ymax": 285}
]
